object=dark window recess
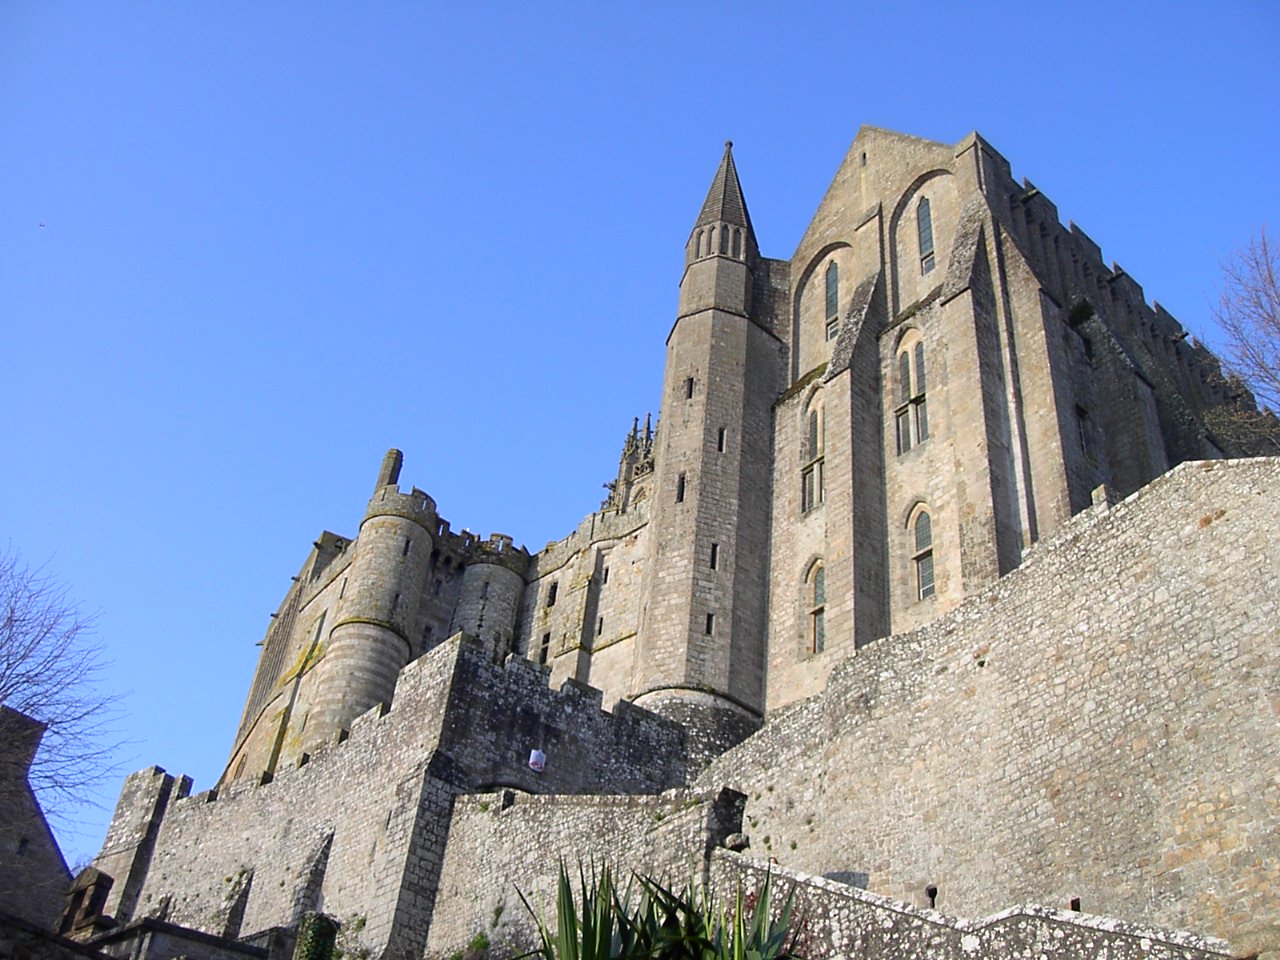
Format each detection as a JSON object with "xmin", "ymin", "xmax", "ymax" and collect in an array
[
  {"xmin": 602, "ymin": 566, "xmax": 609, "ymax": 584},
  {"xmin": 709, "ymin": 543, "xmax": 719, "ymax": 570},
  {"xmin": 918, "ymin": 197, "xmax": 936, "ymax": 274},
  {"xmin": 597, "ymin": 616, "xmax": 604, "ymax": 636},
  {"xmin": 705, "ymin": 612, "xmax": 715, "ymax": 635},
  {"xmin": 685, "ymin": 376, "xmax": 695, "ymax": 399},
  {"xmin": 538, "ymin": 633, "xmax": 551, "ymax": 664},
  {"xmin": 914, "ymin": 511, "xmax": 935, "ymax": 600},
  {"xmin": 676, "ymin": 472, "xmax": 686, "ymax": 503},
  {"xmin": 546, "ymin": 582, "xmax": 558, "ymax": 607},
  {"xmin": 717, "ymin": 427, "xmax": 726, "ymax": 452},
  {"xmin": 402, "ymin": 538, "xmax": 411, "ymax": 556}
]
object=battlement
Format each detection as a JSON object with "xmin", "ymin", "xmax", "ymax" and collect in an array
[
  {"xmin": 463, "ymin": 533, "xmax": 531, "ymax": 576},
  {"xmin": 362, "ymin": 483, "xmax": 438, "ymax": 528}
]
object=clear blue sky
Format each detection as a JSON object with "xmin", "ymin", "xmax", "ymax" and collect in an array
[{"xmin": 2, "ymin": 3, "xmax": 1276, "ymax": 867}]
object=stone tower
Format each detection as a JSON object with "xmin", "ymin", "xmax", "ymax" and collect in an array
[
  {"xmin": 304, "ymin": 450, "xmax": 436, "ymax": 751},
  {"xmin": 630, "ymin": 143, "xmax": 786, "ymax": 767}
]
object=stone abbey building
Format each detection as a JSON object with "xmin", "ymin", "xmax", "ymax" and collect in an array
[{"xmin": 53, "ymin": 127, "xmax": 1277, "ymax": 960}]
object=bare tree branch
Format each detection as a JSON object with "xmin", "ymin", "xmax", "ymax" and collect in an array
[
  {"xmin": 0, "ymin": 547, "xmax": 126, "ymax": 830},
  {"xmin": 1214, "ymin": 227, "xmax": 1280, "ymax": 413}
]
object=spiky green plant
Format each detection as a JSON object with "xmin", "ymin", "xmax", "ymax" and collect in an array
[{"xmin": 516, "ymin": 862, "xmax": 802, "ymax": 960}]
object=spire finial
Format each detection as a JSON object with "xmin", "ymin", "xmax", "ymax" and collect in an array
[{"xmin": 693, "ymin": 140, "xmax": 754, "ymax": 236}]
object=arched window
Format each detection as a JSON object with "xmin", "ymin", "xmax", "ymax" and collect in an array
[
  {"xmin": 807, "ymin": 562, "xmax": 826, "ymax": 654},
  {"xmin": 732, "ymin": 228, "xmax": 742, "ymax": 259},
  {"xmin": 917, "ymin": 197, "xmax": 936, "ymax": 274},
  {"xmin": 913, "ymin": 510, "xmax": 935, "ymax": 600},
  {"xmin": 801, "ymin": 394, "xmax": 824, "ymax": 513},
  {"xmin": 894, "ymin": 335, "xmax": 929, "ymax": 455},
  {"xmin": 824, "ymin": 261, "xmax": 840, "ymax": 341}
]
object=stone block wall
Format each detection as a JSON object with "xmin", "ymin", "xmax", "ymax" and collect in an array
[
  {"xmin": 91, "ymin": 634, "xmax": 686, "ymax": 959},
  {"xmin": 424, "ymin": 789, "xmax": 744, "ymax": 958},
  {"xmin": 699, "ymin": 458, "xmax": 1280, "ymax": 946},
  {"xmin": 708, "ymin": 853, "xmax": 1231, "ymax": 960}
]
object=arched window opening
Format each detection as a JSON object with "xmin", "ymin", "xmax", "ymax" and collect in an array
[
  {"xmin": 801, "ymin": 396, "xmax": 824, "ymax": 513},
  {"xmin": 917, "ymin": 197, "xmax": 936, "ymax": 274},
  {"xmin": 807, "ymin": 563, "xmax": 826, "ymax": 654},
  {"xmin": 913, "ymin": 510, "xmax": 935, "ymax": 600},
  {"xmin": 695, "ymin": 231, "xmax": 703, "ymax": 258},
  {"xmin": 825, "ymin": 261, "xmax": 840, "ymax": 341},
  {"xmin": 719, "ymin": 227, "xmax": 729, "ymax": 255},
  {"xmin": 894, "ymin": 336, "xmax": 929, "ymax": 455},
  {"xmin": 732, "ymin": 228, "xmax": 742, "ymax": 259}
]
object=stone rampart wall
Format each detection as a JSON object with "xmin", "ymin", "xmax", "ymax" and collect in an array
[
  {"xmin": 708, "ymin": 852, "xmax": 1230, "ymax": 960},
  {"xmin": 93, "ymin": 635, "xmax": 686, "ymax": 959},
  {"xmin": 699, "ymin": 458, "xmax": 1279, "ymax": 946},
  {"xmin": 424, "ymin": 789, "xmax": 743, "ymax": 958}
]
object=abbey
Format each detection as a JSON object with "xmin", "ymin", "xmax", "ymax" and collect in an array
[{"xmin": 58, "ymin": 127, "xmax": 1276, "ymax": 960}]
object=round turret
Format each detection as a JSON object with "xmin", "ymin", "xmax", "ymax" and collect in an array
[
  {"xmin": 304, "ymin": 451, "xmax": 437, "ymax": 750},
  {"xmin": 448, "ymin": 534, "xmax": 529, "ymax": 662}
]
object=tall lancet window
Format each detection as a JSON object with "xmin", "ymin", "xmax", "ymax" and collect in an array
[
  {"xmin": 913, "ymin": 509, "xmax": 935, "ymax": 600},
  {"xmin": 807, "ymin": 561, "xmax": 826, "ymax": 654},
  {"xmin": 917, "ymin": 197, "xmax": 936, "ymax": 274},
  {"xmin": 801, "ymin": 394, "xmax": 824, "ymax": 513},
  {"xmin": 825, "ymin": 261, "xmax": 840, "ymax": 341}
]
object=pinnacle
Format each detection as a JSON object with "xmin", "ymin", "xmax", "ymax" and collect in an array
[{"xmin": 695, "ymin": 140, "xmax": 754, "ymax": 236}]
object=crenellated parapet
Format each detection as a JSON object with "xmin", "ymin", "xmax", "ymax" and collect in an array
[{"xmin": 464, "ymin": 533, "xmax": 530, "ymax": 577}]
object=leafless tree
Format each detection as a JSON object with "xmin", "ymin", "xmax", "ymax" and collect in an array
[
  {"xmin": 1205, "ymin": 228, "xmax": 1280, "ymax": 454},
  {"xmin": 0, "ymin": 548, "xmax": 124, "ymax": 827}
]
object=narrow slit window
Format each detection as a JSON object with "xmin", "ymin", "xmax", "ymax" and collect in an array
[
  {"xmin": 602, "ymin": 566, "xmax": 609, "ymax": 584},
  {"xmin": 538, "ymin": 632, "xmax": 551, "ymax": 664},
  {"xmin": 709, "ymin": 542, "xmax": 719, "ymax": 570},
  {"xmin": 402, "ymin": 538, "xmax": 412, "ymax": 556},
  {"xmin": 685, "ymin": 376, "xmax": 695, "ymax": 399},
  {"xmin": 597, "ymin": 616, "xmax": 604, "ymax": 637},
  {"xmin": 705, "ymin": 612, "xmax": 715, "ymax": 635},
  {"xmin": 1076, "ymin": 405, "xmax": 1093, "ymax": 459},
  {"xmin": 717, "ymin": 427, "xmax": 726, "ymax": 452},
  {"xmin": 676, "ymin": 472, "xmax": 686, "ymax": 503},
  {"xmin": 732, "ymin": 228, "xmax": 741, "ymax": 258},
  {"xmin": 546, "ymin": 582, "xmax": 558, "ymax": 607}
]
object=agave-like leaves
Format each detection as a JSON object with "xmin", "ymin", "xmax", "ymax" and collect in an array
[{"xmin": 517, "ymin": 862, "xmax": 801, "ymax": 960}]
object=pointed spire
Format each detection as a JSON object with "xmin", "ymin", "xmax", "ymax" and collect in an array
[{"xmin": 695, "ymin": 141, "xmax": 755, "ymax": 237}]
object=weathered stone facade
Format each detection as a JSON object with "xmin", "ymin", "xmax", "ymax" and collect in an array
[{"xmin": 69, "ymin": 126, "xmax": 1278, "ymax": 958}]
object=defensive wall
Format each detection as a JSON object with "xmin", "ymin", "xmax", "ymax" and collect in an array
[
  {"xmin": 696, "ymin": 457, "xmax": 1279, "ymax": 947},
  {"xmin": 89, "ymin": 636, "xmax": 684, "ymax": 960},
  {"xmin": 421, "ymin": 789, "xmax": 1233, "ymax": 960}
]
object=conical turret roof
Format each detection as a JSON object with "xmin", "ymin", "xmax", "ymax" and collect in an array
[{"xmin": 695, "ymin": 141, "xmax": 755, "ymax": 237}]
